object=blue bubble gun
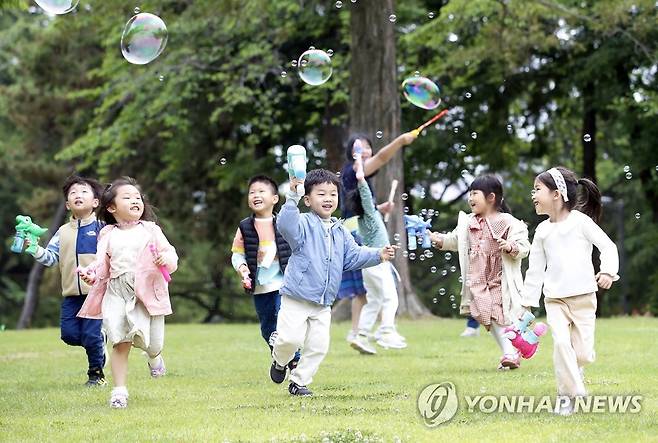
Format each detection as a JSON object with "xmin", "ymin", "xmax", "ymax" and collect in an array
[
  {"xmin": 404, "ymin": 215, "xmax": 432, "ymax": 251},
  {"xmin": 286, "ymin": 144, "xmax": 307, "ymax": 195}
]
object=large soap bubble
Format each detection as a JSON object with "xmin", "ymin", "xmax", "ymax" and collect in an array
[
  {"xmin": 402, "ymin": 76, "xmax": 441, "ymax": 110},
  {"xmin": 120, "ymin": 13, "xmax": 168, "ymax": 65},
  {"xmin": 298, "ymin": 49, "xmax": 333, "ymax": 86},
  {"xmin": 35, "ymin": 0, "xmax": 79, "ymax": 15}
]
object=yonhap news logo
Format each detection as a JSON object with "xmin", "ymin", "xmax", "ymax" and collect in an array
[{"xmin": 417, "ymin": 381, "xmax": 643, "ymax": 427}]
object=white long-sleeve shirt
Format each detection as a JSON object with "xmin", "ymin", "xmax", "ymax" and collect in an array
[{"xmin": 521, "ymin": 210, "xmax": 619, "ymax": 307}]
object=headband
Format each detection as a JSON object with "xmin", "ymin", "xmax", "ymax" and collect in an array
[{"xmin": 547, "ymin": 168, "xmax": 569, "ymax": 202}]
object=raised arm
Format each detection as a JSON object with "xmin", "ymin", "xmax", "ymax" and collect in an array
[{"xmin": 276, "ymin": 182, "xmax": 305, "ymax": 251}]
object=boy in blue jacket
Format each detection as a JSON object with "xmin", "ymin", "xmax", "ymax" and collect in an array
[{"xmin": 270, "ymin": 169, "xmax": 396, "ymax": 396}]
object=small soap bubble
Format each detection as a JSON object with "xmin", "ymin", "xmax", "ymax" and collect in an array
[
  {"xmin": 393, "ymin": 233, "xmax": 401, "ymax": 241},
  {"xmin": 309, "ymin": 46, "xmax": 315, "ymax": 50},
  {"xmin": 404, "ymin": 207, "xmax": 409, "ymax": 214},
  {"xmin": 460, "ymin": 144, "xmax": 467, "ymax": 152},
  {"xmin": 461, "ymin": 169, "xmax": 469, "ymax": 177},
  {"xmin": 389, "ymin": 14, "xmax": 397, "ymax": 23},
  {"xmin": 419, "ymin": 255, "xmax": 426, "ymax": 261},
  {"xmin": 281, "ymin": 71, "xmax": 287, "ymax": 78},
  {"xmin": 458, "ymin": 276, "xmax": 463, "ymax": 283},
  {"xmin": 335, "ymin": 1, "xmax": 342, "ymax": 8},
  {"xmin": 452, "ymin": 303, "xmax": 457, "ymax": 309},
  {"xmin": 219, "ymin": 157, "xmax": 227, "ymax": 165},
  {"xmin": 441, "ymin": 269, "xmax": 448, "ymax": 276},
  {"xmin": 623, "ymin": 165, "xmax": 631, "ymax": 173},
  {"xmin": 425, "ymin": 250, "xmax": 433, "ymax": 258},
  {"xmin": 448, "ymin": 32, "xmax": 459, "ymax": 42},
  {"xmin": 414, "ymin": 71, "xmax": 421, "ymax": 77},
  {"xmin": 465, "ymin": 92, "xmax": 472, "ymax": 98},
  {"xmin": 439, "ymin": 288, "xmax": 446, "ymax": 296},
  {"xmin": 471, "ymin": 132, "xmax": 478, "ymax": 139},
  {"xmin": 635, "ymin": 212, "xmax": 641, "ymax": 219},
  {"xmin": 327, "ymin": 49, "xmax": 334, "ymax": 57},
  {"xmin": 420, "ymin": 209, "xmax": 427, "ymax": 216},
  {"xmin": 450, "ymin": 265, "xmax": 456, "ymax": 273},
  {"xmin": 449, "ymin": 295, "xmax": 455, "ymax": 302},
  {"xmin": 336, "ymin": 171, "xmax": 341, "ymax": 177},
  {"xmin": 431, "ymin": 266, "xmax": 437, "ymax": 273},
  {"xmin": 401, "ymin": 193, "xmax": 408, "ymax": 201},
  {"xmin": 583, "ymin": 133, "xmax": 591, "ymax": 142},
  {"xmin": 402, "ymin": 250, "xmax": 409, "ymax": 258},
  {"xmin": 134, "ymin": 6, "xmax": 140, "ymax": 14},
  {"xmin": 432, "ymin": 297, "xmax": 438, "ymax": 303},
  {"xmin": 625, "ymin": 172, "xmax": 632, "ymax": 180},
  {"xmin": 409, "ymin": 252, "xmax": 416, "ymax": 260},
  {"xmin": 158, "ymin": 74, "xmax": 164, "ymax": 81},
  {"xmin": 291, "ymin": 60, "xmax": 298, "ymax": 67},
  {"xmin": 428, "ymin": 11, "xmax": 435, "ymax": 19},
  {"xmin": 506, "ymin": 124, "xmax": 513, "ymax": 134},
  {"xmin": 444, "ymin": 252, "xmax": 452, "ymax": 260},
  {"xmin": 376, "ymin": 130, "xmax": 383, "ymax": 139}
]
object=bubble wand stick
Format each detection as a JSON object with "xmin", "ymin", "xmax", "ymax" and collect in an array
[
  {"xmin": 149, "ymin": 244, "xmax": 172, "ymax": 283},
  {"xmin": 410, "ymin": 109, "xmax": 449, "ymax": 136}
]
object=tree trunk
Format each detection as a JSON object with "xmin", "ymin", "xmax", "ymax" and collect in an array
[
  {"xmin": 349, "ymin": 0, "xmax": 431, "ymax": 318},
  {"xmin": 17, "ymin": 201, "xmax": 67, "ymax": 329}
]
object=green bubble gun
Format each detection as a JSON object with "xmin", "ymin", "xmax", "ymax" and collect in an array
[{"xmin": 11, "ymin": 215, "xmax": 48, "ymax": 255}]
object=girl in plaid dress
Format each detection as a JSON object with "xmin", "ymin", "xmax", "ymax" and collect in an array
[{"xmin": 430, "ymin": 175, "xmax": 531, "ymax": 369}]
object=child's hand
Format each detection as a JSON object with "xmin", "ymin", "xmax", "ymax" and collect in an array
[
  {"xmin": 497, "ymin": 238, "xmax": 513, "ymax": 254},
  {"xmin": 289, "ymin": 177, "xmax": 304, "ymax": 193},
  {"xmin": 429, "ymin": 231, "xmax": 443, "ymax": 248},
  {"xmin": 77, "ymin": 267, "xmax": 96, "ymax": 285},
  {"xmin": 595, "ymin": 272, "xmax": 613, "ymax": 290},
  {"xmin": 400, "ymin": 131, "xmax": 418, "ymax": 145},
  {"xmin": 238, "ymin": 265, "xmax": 252, "ymax": 290},
  {"xmin": 377, "ymin": 201, "xmax": 394, "ymax": 215},
  {"xmin": 153, "ymin": 254, "xmax": 167, "ymax": 267},
  {"xmin": 380, "ymin": 245, "xmax": 397, "ymax": 261}
]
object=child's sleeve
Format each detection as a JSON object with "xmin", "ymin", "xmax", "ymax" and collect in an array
[
  {"xmin": 439, "ymin": 226, "xmax": 459, "ymax": 252},
  {"xmin": 30, "ymin": 228, "xmax": 61, "ymax": 267},
  {"xmin": 357, "ymin": 180, "xmax": 376, "ymax": 217},
  {"xmin": 520, "ymin": 236, "xmax": 546, "ymax": 308},
  {"xmin": 155, "ymin": 226, "xmax": 178, "ymax": 274},
  {"xmin": 276, "ymin": 192, "xmax": 304, "ymax": 250},
  {"xmin": 231, "ymin": 228, "xmax": 247, "ymax": 271},
  {"xmin": 582, "ymin": 217, "xmax": 620, "ymax": 280},
  {"xmin": 507, "ymin": 220, "xmax": 531, "ymax": 259},
  {"xmin": 342, "ymin": 227, "xmax": 382, "ymax": 271}
]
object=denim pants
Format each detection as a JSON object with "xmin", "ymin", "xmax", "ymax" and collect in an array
[{"xmin": 60, "ymin": 295, "xmax": 105, "ymax": 369}]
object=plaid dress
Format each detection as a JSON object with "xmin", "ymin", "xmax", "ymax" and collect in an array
[
  {"xmin": 336, "ymin": 230, "xmax": 367, "ymax": 300},
  {"xmin": 466, "ymin": 214, "xmax": 518, "ymax": 326}
]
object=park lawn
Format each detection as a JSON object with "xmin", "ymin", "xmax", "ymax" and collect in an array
[{"xmin": 0, "ymin": 317, "xmax": 656, "ymax": 443}]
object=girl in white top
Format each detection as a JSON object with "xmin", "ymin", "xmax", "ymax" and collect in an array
[{"xmin": 521, "ymin": 166, "xmax": 619, "ymax": 415}]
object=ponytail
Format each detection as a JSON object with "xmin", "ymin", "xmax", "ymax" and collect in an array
[
  {"xmin": 576, "ymin": 178, "xmax": 602, "ymax": 224},
  {"xmin": 499, "ymin": 198, "xmax": 511, "ymax": 214}
]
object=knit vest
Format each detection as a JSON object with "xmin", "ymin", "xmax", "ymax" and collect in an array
[{"xmin": 238, "ymin": 214, "xmax": 291, "ymax": 294}]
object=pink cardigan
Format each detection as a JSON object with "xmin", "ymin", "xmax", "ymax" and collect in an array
[{"xmin": 77, "ymin": 221, "xmax": 178, "ymax": 319}]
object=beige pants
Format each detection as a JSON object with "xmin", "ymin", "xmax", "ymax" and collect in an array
[
  {"xmin": 545, "ymin": 293, "xmax": 597, "ymax": 397},
  {"xmin": 102, "ymin": 273, "xmax": 165, "ymax": 358},
  {"xmin": 273, "ymin": 295, "xmax": 331, "ymax": 387}
]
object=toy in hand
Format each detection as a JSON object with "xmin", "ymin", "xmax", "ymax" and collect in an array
[
  {"xmin": 149, "ymin": 244, "xmax": 172, "ymax": 283},
  {"xmin": 286, "ymin": 145, "xmax": 307, "ymax": 196},
  {"xmin": 404, "ymin": 215, "xmax": 432, "ymax": 251},
  {"xmin": 11, "ymin": 215, "xmax": 48, "ymax": 255},
  {"xmin": 503, "ymin": 311, "xmax": 548, "ymax": 359}
]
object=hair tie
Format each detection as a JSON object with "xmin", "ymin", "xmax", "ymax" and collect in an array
[{"xmin": 547, "ymin": 168, "xmax": 569, "ymax": 202}]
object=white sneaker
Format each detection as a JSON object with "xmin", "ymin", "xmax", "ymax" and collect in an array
[
  {"xmin": 460, "ymin": 327, "xmax": 480, "ymax": 337},
  {"xmin": 554, "ymin": 396, "xmax": 574, "ymax": 416},
  {"xmin": 374, "ymin": 328, "xmax": 406, "ymax": 342},
  {"xmin": 376, "ymin": 331, "xmax": 407, "ymax": 349},
  {"xmin": 346, "ymin": 331, "xmax": 357, "ymax": 343},
  {"xmin": 350, "ymin": 333, "xmax": 377, "ymax": 355}
]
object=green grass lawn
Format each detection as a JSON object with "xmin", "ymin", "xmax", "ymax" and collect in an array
[{"xmin": 1, "ymin": 317, "xmax": 656, "ymax": 442}]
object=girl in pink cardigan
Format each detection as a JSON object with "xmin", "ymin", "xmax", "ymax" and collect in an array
[{"xmin": 78, "ymin": 177, "xmax": 178, "ymax": 409}]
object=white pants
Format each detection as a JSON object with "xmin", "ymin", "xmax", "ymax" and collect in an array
[
  {"xmin": 358, "ymin": 262, "xmax": 399, "ymax": 335},
  {"xmin": 545, "ymin": 293, "xmax": 596, "ymax": 397},
  {"xmin": 272, "ymin": 295, "xmax": 331, "ymax": 387}
]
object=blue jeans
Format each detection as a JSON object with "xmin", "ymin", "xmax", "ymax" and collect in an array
[
  {"xmin": 466, "ymin": 315, "xmax": 480, "ymax": 329},
  {"xmin": 60, "ymin": 296, "xmax": 105, "ymax": 369},
  {"xmin": 253, "ymin": 291, "xmax": 300, "ymax": 362}
]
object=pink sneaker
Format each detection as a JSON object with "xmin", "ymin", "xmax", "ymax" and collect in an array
[
  {"xmin": 499, "ymin": 353, "xmax": 520, "ymax": 370},
  {"xmin": 148, "ymin": 356, "xmax": 166, "ymax": 378}
]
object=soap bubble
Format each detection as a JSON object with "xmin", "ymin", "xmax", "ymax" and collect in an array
[
  {"xmin": 393, "ymin": 233, "xmax": 400, "ymax": 241},
  {"xmin": 389, "ymin": 14, "xmax": 397, "ymax": 23},
  {"xmin": 219, "ymin": 157, "xmax": 227, "ymax": 165},
  {"xmin": 402, "ymin": 251, "xmax": 409, "ymax": 258},
  {"xmin": 452, "ymin": 303, "xmax": 457, "ymax": 309},
  {"xmin": 458, "ymin": 276, "xmax": 463, "ymax": 283},
  {"xmin": 401, "ymin": 193, "xmax": 408, "ymax": 200},
  {"xmin": 376, "ymin": 130, "xmax": 383, "ymax": 139},
  {"xmin": 121, "ymin": 13, "xmax": 168, "ymax": 65},
  {"xmin": 453, "ymin": 127, "xmax": 459, "ymax": 133},
  {"xmin": 439, "ymin": 288, "xmax": 446, "ymax": 296},
  {"xmin": 158, "ymin": 74, "xmax": 164, "ymax": 82},
  {"xmin": 635, "ymin": 212, "xmax": 641, "ymax": 219},
  {"xmin": 404, "ymin": 207, "xmax": 409, "ymax": 213},
  {"xmin": 419, "ymin": 255, "xmax": 425, "ymax": 261},
  {"xmin": 583, "ymin": 133, "xmax": 591, "ymax": 142},
  {"xmin": 623, "ymin": 165, "xmax": 631, "ymax": 173},
  {"xmin": 432, "ymin": 297, "xmax": 438, "ymax": 303},
  {"xmin": 450, "ymin": 265, "xmax": 456, "ymax": 273},
  {"xmin": 133, "ymin": 6, "xmax": 140, "ymax": 14},
  {"xmin": 291, "ymin": 60, "xmax": 298, "ymax": 67},
  {"xmin": 327, "ymin": 49, "xmax": 334, "ymax": 57},
  {"xmin": 461, "ymin": 169, "xmax": 469, "ymax": 177},
  {"xmin": 448, "ymin": 32, "xmax": 459, "ymax": 42},
  {"xmin": 425, "ymin": 250, "xmax": 433, "ymax": 258},
  {"xmin": 428, "ymin": 11, "xmax": 435, "ymax": 19},
  {"xmin": 506, "ymin": 124, "xmax": 513, "ymax": 134},
  {"xmin": 409, "ymin": 253, "xmax": 416, "ymax": 260},
  {"xmin": 465, "ymin": 92, "xmax": 472, "ymax": 98},
  {"xmin": 281, "ymin": 71, "xmax": 287, "ymax": 78},
  {"xmin": 35, "ymin": 0, "xmax": 79, "ymax": 14},
  {"xmin": 298, "ymin": 49, "xmax": 333, "ymax": 86},
  {"xmin": 459, "ymin": 144, "xmax": 467, "ymax": 152},
  {"xmin": 431, "ymin": 266, "xmax": 437, "ymax": 273},
  {"xmin": 441, "ymin": 269, "xmax": 448, "ymax": 276},
  {"xmin": 401, "ymin": 76, "xmax": 441, "ymax": 110},
  {"xmin": 471, "ymin": 132, "xmax": 478, "ymax": 139},
  {"xmin": 335, "ymin": 1, "xmax": 342, "ymax": 8},
  {"xmin": 625, "ymin": 172, "xmax": 632, "ymax": 180},
  {"xmin": 449, "ymin": 295, "xmax": 455, "ymax": 302},
  {"xmin": 444, "ymin": 252, "xmax": 452, "ymax": 260}
]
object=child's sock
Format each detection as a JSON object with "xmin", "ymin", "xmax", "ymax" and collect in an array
[
  {"xmin": 111, "ymin": 386, "xmax": 128, "ymax": 397},
  {"xmin": 490, "ymin": 323, "xmax": 518, "ymax": 356},
  {"xmin": 148, "ymin": 354, "xmax": 162, "ymax": 368}
]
